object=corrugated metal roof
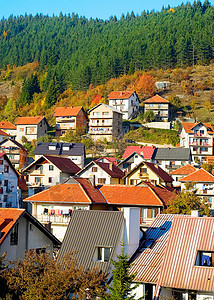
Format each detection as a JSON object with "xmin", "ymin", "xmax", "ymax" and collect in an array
[
  {"xmin": 157, "ymin": 216, "xmax": 214, "ymax": 292},
  {"xmin": 129, "ymin": 214, "xmax": 181, "ymax": 284},
  {"xmin": 59, "ymin": 210, "xmax": 124, "ymax": 273},
  {"xmin": 154, "ymin": 148, "xmax": 191, "ymax": 161}
]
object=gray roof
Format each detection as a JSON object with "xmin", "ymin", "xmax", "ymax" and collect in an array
[
  {"xmin": 154, "ymin": 148, "xmax": 191, "ymax": 161},
  {"xmin": 59, "ymin": 210, "xmax": 124, "ymax": 273},
  {"xmin": 34, "ymin": 142, "xmax": 85, "ymax": 156}
]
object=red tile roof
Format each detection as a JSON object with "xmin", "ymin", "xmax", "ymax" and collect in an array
[
  {"xmin": 144, "ymin": 162, "xmax": 173, "ymax": 182},
  {"xmin": 96, "ymin": 157, "xmax": 119, "ymax": 165},
  {"xmin": 182, "ymin": 122, "xmax": 214, "ymax": 134},
  {"xmin": 0, "ymin": 208, "xmax": 24, "ymax": 244},
  {"xmin": 122, "ymin": 146, "xmax": 156, "ymax": 160},
  {"xmin": 108, "ymin": 91, "xmax": 135, "ymax": 100},
  {"xmin": 179, "ymin": 168, "xmax": 214, "ymax": 182},
  {"xmin": 0, "ymin": 129, "xmax": 9, "ymax": 136},
  {"xmin": 0, "ymin": 121, "xmax": 16, "ymax": 130},
  {"xmin": 98, "ymin": 185, "xmax": 164, "ymax": 206},
  {"xmin": 54, "ymin": 106, "xmax": 83, "ymax": 117},
  {"xmin": 91, "ymin": 94, "xmax": 102, "ymax": 106},
  {"xmin": 24, "ymin": 178, "xmax": 106, "ymax": 204},
  {"xmin": 157, "ymin": 216, "xmax": 214, "ymax": 292},
  {"xmin": 169, "ymin": 164, "xmax": 197, "ymax": 175},
  {"xmin": 15, "ymin": 116, "xmax": 44, "ymax": 125},
  {"xmin": 144, "ymin": 182, "xmax": 175, "ymax": 206},
  {"xmin": 95, "ymin": 161, "xmax": 124, "ymax": 178},
  {"xmin": 144, "ymin": 94, "xmax": 169, "ymax": 104}
]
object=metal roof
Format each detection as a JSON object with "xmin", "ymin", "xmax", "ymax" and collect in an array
[
  {"xmin": 154, "ymin": 148, "xmax": 191, "ymax": 161},
  {"xmin": 34, "ymin": 142, "xmax": 85, "ymax": 156},
  {"xmin": 157, "ymin": 216, "xmax": 214, "ymax": 292},
  {"xmin": 59, "ymin": 210, "xmax": 124, "ymax": 273},
  {"xmin": 129, "ymin": 214, "xmax": 181, "ymax": 284}
]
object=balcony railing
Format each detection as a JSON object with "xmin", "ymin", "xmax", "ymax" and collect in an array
[
  {"xmin": 140, "ymin": 217, "xmax": 154, "ymax": 226},
  {"xmin": 189, "ymin": 142, "xmax": 211, "ymax": 146},
  {"xmin": 34, "ymin": 214, "xmax": 71, "ymax": 224}
]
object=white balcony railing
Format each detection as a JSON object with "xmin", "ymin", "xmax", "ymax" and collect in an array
[{"xmin": 34, "ymin": 214, "xmax": 71, "ymax": 224}]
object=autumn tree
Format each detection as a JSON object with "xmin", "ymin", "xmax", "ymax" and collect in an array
[
  {"xmin": 135, "ymin": 74, "xmax": 155, "ymax": 97},
  {"xmin": 165, "ymin": 182, "xmax": 210, "ymax": 216},
  {"xmin": 4, "ymin": 251, "xmax": 107, "ymax": 300},
  {"xmin": 168, "ymin": 94, "xmax": 181, "ymax": 108}
]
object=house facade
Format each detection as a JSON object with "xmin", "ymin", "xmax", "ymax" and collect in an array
[
  {"xmin": 34, "ymin": 142, "xmax": 85, "ymax": 168},
  {"xmin": 0, "ymin": 139, "xmax": 28, "ymax": 169},
  {"xmin": 144, "ymin": 94, "xmax": 172, "ymax": 121},
  {"xmin": 0, "ymin": 153, "xmax": 19, "ymax": 208},
  {"xmin": 15, "ymin": 116, "xmax": 49, "ymax": 142},
  {"xmin": 117, "ymin": 152, "xmax": 144, "ymax": 173},
  {"xmin": 107, "ymin": 91, "xmax": 140, "ymax": 120},
  {"xmin": 88, "ymin": 103, "xmax": 123, "ymax": 141},
  {"xmin": 180, "ymin": 122, "xmax": 214, "ymax": 163},
  {"xmin": 169, "ymin": 164, "xmax": 197, "ymax": 188},
  {"xmin": 23, "ymin": 155, "xmax": 80, "ymax": 196},
  {"xmin": 0, "ymin": 208, "xmax": 60, "ymax": 262},
  {"xmin": 0, "ymin": 121, "xmax": 17, "ymax": 137},
  {"xmin": 54, "ymin": 106, "xmax": 87, "ymax": 136},
  {"xmin": 77, "ymin": 160, "xmax": 124, "ymax": 185}
]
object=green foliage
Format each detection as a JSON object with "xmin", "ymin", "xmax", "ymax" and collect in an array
[
  {"xmin": 19, "ymin": 74, "xmax": 40, "ymax": 105},
  {"xmin": 200, "ymin": 163, "xmax": 214, "ymax": 174},
  {"xmin": 165, "ymin": 182, "xmax": 211, "ymax": 215},
  {"xmin": 124, "ymin": 126, "xmax": 179, "ymax": 146},
  {"xmin": 102, "ymin": 244, "xmax": 140, "ymax": 300},
  {"xmin": 141, "ymin": 111, "xmax": 155, "ymax": 122},
  {"xmin": 37, "ymin": 134, "xmax": 54, "ymax": 142},
  {"xmin": 168, "ymin": 94, "xmax": 182, "ymax": 108}
]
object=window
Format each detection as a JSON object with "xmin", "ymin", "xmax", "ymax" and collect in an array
[
  {"xmin": 49, "ymin": 165, "xmax": 54, "ymax": 171},
  {"xmin": 35, "ymin": 177, "xmax": 41, "ymax": 183},
  {"xmin": 4, "ymin": 165, "xmax": 9, "ymax": 173},
  {"xmin": 19, "ymin": 128, "xmax": 24, "ymax": 132},
  {"xmin": 98, "ymin": 178, "xmax": 106, "ymax": 184},
  {"xmin": 97, "ymin": 247, "xmax": 111, "ymax": 262},
  {"xmin": 10, "ymin": 223, "xmax": 19, "ymax": 245},
  {"xmin": 92, "ymin": 167, "xmax": 98, "ymax": 172},
  {"xmin": 149, "ymin": 104, "xmax": 154, "ymax": 107},
  {"xmin": 0, "ymin": 160, "xmax": 3, "ymax": 165},
  {"xmin": 30, "ymin": 224, "xmax": 33, "ymax": 231},
  {"xmin": 35, "ymin": 164, "xmax": 43, "ymax": 173},
  {"xmin": 140, "ymin": 168, "xmax": 147, "ymax": 174},
  {"xmin": 102, "ymin": 112, "xmax": 109, "ymax": 116},
  {"xmin": 158, "ymin": 104, "xmax": 163, "ymax": 108},
  {"xmin": 195, "ymin": 251, "xmax": 214, "ymax": 267},
  {"xmin": 48, "ymin": 177, "xmax": 53, "ymax": 183},
  {"xmin": 4, "ymin": 180, "xmax": 8, "ymax": 187}
]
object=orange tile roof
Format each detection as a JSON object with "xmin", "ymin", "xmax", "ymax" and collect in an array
[
  {"xmin": 54, "ymin": 106, "xmax": 83, "ymax": 117},
  {"xmin": 182, "ymin": 122, "xmax": 214, "ymax": 134},
  {"xmin": 144, "ymin": 94, "xmax": 169, "ymax": 104},
  {"xmin": 0, "ymin": 208, "xmax": 24, "ymax": 244},
  {"xmin": 169, "ymin": 164, "xmax": 197, "ymax": 175},
  {"xmin": 144, "ymin": 182, "xmax": 175, "ymax": 206},
  {"xmin": 108, "ymin": 91, "xmax": 135, "ymax": 100},
  {"xmin": 0, "ymin": 121, "xmax": 16, "ymax": 130},
  {"xmin": 179, "ymin": 168, "xmax": 214, "ymax": 182},
  {"xmin": 15, "ymin": 116, "xmax": 44, "ymax": 125},
  {"xmin": 98, "ymin": 185, "xmax": 164, "ymax": 206}
]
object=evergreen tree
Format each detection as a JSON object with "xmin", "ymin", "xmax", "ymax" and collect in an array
[{"xmin": 102, "ymin": 244, "xmax": 141, "ymax": 300}]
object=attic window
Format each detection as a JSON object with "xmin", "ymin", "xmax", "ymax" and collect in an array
[
  {"xmin": 96, "ymin": 247, "xmax": 111, "ymax": 262},
  {"xmin": 10, "ymin": 223, "xmax": 19, "ymax": 245},
  {"xmin": 195, "ymin": 251, "xmax": 214, "ymax": 267},
  {"xmin": 142, "ymin": 240, "xmax": 154, "ymax": 248},
  {"xmin": 92, "ymin": 167, "xmax": 98, "ymax": 172}
]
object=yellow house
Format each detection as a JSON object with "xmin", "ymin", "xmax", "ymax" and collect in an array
[{"xmin": 123, "ymin": 161, "xmax": 173, "ymax": 186}]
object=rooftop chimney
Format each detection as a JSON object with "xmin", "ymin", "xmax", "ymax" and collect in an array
[
  {"xmin": 109, "ymin": 163, "xmax": 113, "ymax": 171},
  {"xmin": 89, "ymin": 175, "xmax": 96, "ymax": 187}
]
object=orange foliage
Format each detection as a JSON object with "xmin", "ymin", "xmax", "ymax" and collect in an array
[{"xmin": 134, "ymin": 74, "xmax": 156, "ymax": 97}]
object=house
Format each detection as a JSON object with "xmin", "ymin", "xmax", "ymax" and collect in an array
[
  {"xmin": 123, "ymin": 161, "xmax": 173, "ymax": 186},
  {"xmin": 143, "ymin": 94, "xmax": 172, "ymax": 121},
  {"xmin": 0, "ymin": 138, "xmax": 28, "ymax": 169},
  {"xmin": 107, "ymin": 91, "xmax": 140, "ymax": 120},
  {"xmin": 76, "ymin": 160, "xmax": 124, "ymax": 185},
  {"xmin": 24, "ymin": 177, "xmax": 108, "ymax": 241},
  {"xmin": 98, "ymin": 182, "xmax": 174, "ymax": 226},
  {"xmin": 156, "ymin": 215, "xmax": 214, "ymax": 300},
  {"xmin": 169, "ymin": 164, "xmax": 197, "ymax": 188},
  {"xmin": 34, "ymin": 142, "xmax": 85, "ymax": 168},
  {"xmin": 129, "ymin": 214, "xmax": 185, "ymax": 300},
  {"xmin": 155, "ymin": 81, "xmax": 170, "ymax": 90},
  {"xmin": 96, "ymin": 156, "xmax": 119, "ymax": 165},
  {"xmin": 153, "ymin": 147, "xmax": 192, "ymax": 173},
  {"xmin": 122, "ymin": 145, "xmax": 156, "ymax": 162},
  {"xmin": 15, "ymin": 116, "xmax": 49, "ymax": 142},
  {"xmin": 0, "ymin": 208, "xmax": 61, "ymax": 263},
  {"xmin": 0, "ymin": 153, "xmax": 19, "ymax": 208},
  {"xmin": 54, "ymin": 106, "xmax": 87, "ymax": 136},
  {"xmin": 180, "ymin": 122, "xmax": 214, "ymax": 163},
  {"xmin": 59, "ymin": 208, "xmax": 141, "ymax": 274},
  {"xmin": 0, "ymin": 121, "xmax": 17, "ymax": 137},
  {"xmin": 88, "ymin": 103, "xmax": 123, "ymax": 141},
  {"xmin": 23, "ymin": 155, "xmax": 81, "ymax": 196},
  {"xmin": 179, "ymin": 168, "xmax": 214, "ymax": 209},
  {"xmin": 117, "ymin": 152, "xmax": 144, "ymax": 173}
]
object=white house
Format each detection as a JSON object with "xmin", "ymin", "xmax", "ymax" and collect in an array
[
  {"xmin": 169, "ymin": 164, "xmax": 197, "ymax": 188},
  {"xmin": 0, "ymin": 121, "xmax": 17, "ymax": 137},
  {"xmin": 0, "ymin": 153, "xmax": 19, "ymax": 208},
  {"xmin": 117, "ymin": 152, "xmax": 144, "ymax": 173},
  {"xmin": 15, "ymin": 116, "xmax": 49, "ymax": 143},
  {"xmin": 0, "ymin": 208, "xmax": 61, "ymax": 263},
  {"xmin": 180, "ymin": 122, "xmax": 214, "ymax": 163},
  {"xmin": 23, "ymin": 155, "xmax": 81, "ymax": 196},
  {"xmin": 108, "ymin": 91, "xmax": 140, "ymax": 120}
]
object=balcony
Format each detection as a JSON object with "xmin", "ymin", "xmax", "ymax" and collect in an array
[
  {"xmin": 189, "ymin": 142, "xmax": 211, "ymax": 146},
  {"xmin": 0, "ymin": 149, "xmax": 20, "ymax": 154},
  {"xmin": 140, "ymin": 217, "xmax": 154, "ymax": 226},
  {"xmin": 34, "ymin": 214, "xmax": 70, "ymax": 225},
  {"xmin": 31, "ymin": 170, "xmax": 43, "ymax": 175}
]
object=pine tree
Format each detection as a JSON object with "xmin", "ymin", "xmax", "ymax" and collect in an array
[{"xmin": 102, "ymin": 244, "xmax": 141, "ymax": 300}]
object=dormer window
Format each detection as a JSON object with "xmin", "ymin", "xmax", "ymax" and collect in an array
[
  {"xmin": 195, "ymin": 251, "xmax": 214, "ymax": 267},
  {"xmin": 48, "ymin": 143, "xmax": 57, "ymax": 150},
  {"xmin": 97, "ymin": 247, "xmax": 111, "ymax": 262}
]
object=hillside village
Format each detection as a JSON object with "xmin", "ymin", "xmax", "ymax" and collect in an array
[{"xmin": 1, "ymin": 85, "xmax": 214, "ymax": 298}]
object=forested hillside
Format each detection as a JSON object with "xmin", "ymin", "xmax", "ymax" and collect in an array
[{"xmin": 0, "ymin": 0, "xmax": 213, "ymax": 92}]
